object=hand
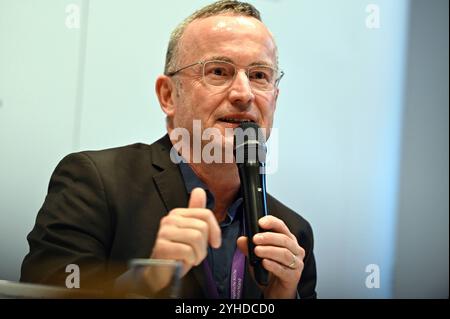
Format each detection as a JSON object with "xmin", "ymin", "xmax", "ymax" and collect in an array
[
  {"xmin": 146, "ymin": 188, "xmax": 221, "ymax": 292},
  {"xmin": 237, "ymin": 215, "xmax": 305, "ymax": 299}
]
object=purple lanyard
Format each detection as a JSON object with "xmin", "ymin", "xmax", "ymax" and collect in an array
[{"xmin": 203, "ymin": 218, "xmax": 246, "ymax": 299}]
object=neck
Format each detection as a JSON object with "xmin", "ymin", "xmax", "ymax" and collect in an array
[
  {"xmin": 167, "ymin": 131, "xmax": 241, "ymax": 222},
  {"xmin": 189, "ymin": 162, "xmax": 240, "ymax": 223}
]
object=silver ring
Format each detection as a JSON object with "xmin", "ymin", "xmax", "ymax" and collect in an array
[{"xmin": 288, "ymin": 253, "xmax": 297, "ymax": 269}]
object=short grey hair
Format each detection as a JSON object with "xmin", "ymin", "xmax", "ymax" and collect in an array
[{"xmin": 164, "ymin": 0, "xmax": 268, "ymax": 75}]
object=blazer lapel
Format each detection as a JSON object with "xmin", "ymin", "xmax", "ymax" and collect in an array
[
  {"xmin": 150, "ymin": 135, "xmax": 211, "ymax": 297},
  {"xmin": 153, "ymin": 169, "xmax": 188, "ymax": 212},
  {"xmin": 151, "ymin": 135, "xmax": 189, "ymax": 211}
]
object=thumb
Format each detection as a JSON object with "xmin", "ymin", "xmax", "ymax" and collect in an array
[
  {"xmin": 188, "ymin": 187, "xmax": 207, "ymax": 209},
  {"xmin": 236, "ymin": 236, "xmax": 249, "ymax": 257}
]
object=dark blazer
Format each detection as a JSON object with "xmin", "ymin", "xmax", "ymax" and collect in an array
[{"xmin": 21, "ymin": 135, "xmax": 317, "ymax": 298}]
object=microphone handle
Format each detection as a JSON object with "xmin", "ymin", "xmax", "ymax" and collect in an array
[{"xmin": 238, "ymin": 161, "xmax": 269, "ymax": 286}]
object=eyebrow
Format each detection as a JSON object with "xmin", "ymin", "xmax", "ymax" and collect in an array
[{"xmin": 206, "ymin": 56, "xmax": 275, "ymax": 68}]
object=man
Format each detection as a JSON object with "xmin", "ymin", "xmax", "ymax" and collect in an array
[{"xmin": 21, "ymin": 0, "xmax": 316, "ymax": 299}]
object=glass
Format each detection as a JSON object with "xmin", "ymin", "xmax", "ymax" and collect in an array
[
  {"xmin": 167, "ymin": 60, "xmax": 284, "ymax": 91},
  {"xmin": 125, "ymin": 259, "xmax": 182, "ymax": 298}
]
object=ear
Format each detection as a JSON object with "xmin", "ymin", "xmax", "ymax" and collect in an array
[{"xmin": 155, "ymin": 75, "xmax": 176, "ymax": 119}]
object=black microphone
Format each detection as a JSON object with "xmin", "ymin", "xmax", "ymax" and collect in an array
[{"xmin": 234, "ymin": 122, "xmax": 269, "ymax": 286}]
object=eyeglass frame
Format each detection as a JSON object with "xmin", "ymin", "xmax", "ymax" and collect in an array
[{"xmin": 166, "ymin": 60, "xmax": 285, "ymax": 91}]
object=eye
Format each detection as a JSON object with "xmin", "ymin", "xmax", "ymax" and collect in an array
[
  {"xmin": 249, "ymin": 68, "xmax": 272, "ymax": 83},
  {"xmin": 211, "ymin": 67, "xmax": 227, "ymax": 76},
  {"xmin": 252, "ymin": 71, "xmax": 267, "ymax": 80},
  {"xmin": 204, "ymin": 62, "xmax": 233, "ymax": 78}
]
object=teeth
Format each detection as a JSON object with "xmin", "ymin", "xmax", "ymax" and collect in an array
[{"xmin": 221, "ymin": 118, "xmax": 252, "ymax": 123}]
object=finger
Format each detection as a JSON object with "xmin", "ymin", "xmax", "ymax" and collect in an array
[
  {"xmin": 188, "ymin": 187, "xmax": 207, "ymax": 209},
  {"xmin": 163, "ymin": 214, "xmax": 209, "ymax": 236},
  {"xmin": 258, "ymin": 215, "xmax": 294, "ymax": 238},
  {"xmin": 261, "ymin": 258, "xmax": 302, "ymax": 286},
  {"xmin": 253, "ymin": 232, "xmax": 304, "ymax": 257},
  {"xmin": 158, "ymin": 225, "xmax": 207, "ymax": 265},
  {"xmin": 173, "ymin": 208, "xmax": 221, "ymax": 249},
  {"xmin": 151, "ymin": 238, "xmax": 197, "ymax": 276},
  {"xmin": 254, "ymin": 245, "xmax": 303, "ymax": 270},
  {"xmin": 236, "ymin": 236, "xmax": 249, "ymax": 256}
]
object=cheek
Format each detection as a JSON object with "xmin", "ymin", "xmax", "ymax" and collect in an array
[
  {"xmin": 192, "ymin": 90, "xmax": 226, "ymax": 120},
  {"xmin": 256, "ymin": 95, "xmax": 276, "ymax": 122},
  {"xmin": 173, "ymin": 83, "xmax": 195, "ymax": 121},
  {"xmin": 178, "ymin": 81, "xmax": 206, "ymax": 112},
  {"xmin": 173, "ymin": 92, "xmax": 210, "ymax": 129},
  {"xmin": 172, "ymin": 100, "xmax": 193, "ymax": 129}
]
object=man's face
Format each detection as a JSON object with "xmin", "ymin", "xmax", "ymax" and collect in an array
[{"xmin": 166, "ymin": 15, "xmax": 279, "ymax": 147}]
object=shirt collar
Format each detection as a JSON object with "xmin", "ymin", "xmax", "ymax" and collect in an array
[{"xmin": 178, "ymin": 162, "xmax": 242, "ymax": 226}]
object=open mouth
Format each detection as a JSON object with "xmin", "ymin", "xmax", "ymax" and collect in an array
[{"xmin": 218, "ymin": 118, "xmax": 255, "ymax": 124}]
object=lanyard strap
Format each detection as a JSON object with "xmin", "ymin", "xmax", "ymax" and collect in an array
[
  {"xmin": 203, "ymin": 216, "xmax": 246, "ymax": 299},
  {"xmin": 229, "ymin": 248, "xmax": 245, "ymax": 299},
  {"xmin": 203, "ymin": 248, "xmax": 245, "ymax": 299}
]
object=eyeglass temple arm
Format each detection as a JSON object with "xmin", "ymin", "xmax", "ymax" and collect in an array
[{"xmin": 166, "ymin": 61, "xmax": 203, "ymax": 76}]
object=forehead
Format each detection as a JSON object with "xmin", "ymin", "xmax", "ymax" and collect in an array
[{"xmin": 179, "ymin": 15, "xmax": 277, "ymax": 66}]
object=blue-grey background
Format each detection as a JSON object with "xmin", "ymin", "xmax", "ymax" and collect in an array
[{"xmin": 0, "ymin": 0, "xmax": 448, "ymax": 298}]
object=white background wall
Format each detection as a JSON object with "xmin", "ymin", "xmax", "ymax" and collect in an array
[{"xmin": 0, "ymin": 0, "xmax": 448, "ymax": 298}]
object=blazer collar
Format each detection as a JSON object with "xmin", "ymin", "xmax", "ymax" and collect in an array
[
  {"xmin": 150, "ymin": 134, "xmax": 178, "ymax": 171},
  {"xmin": 150, "ymin": 134, "xmax": 211, "ymax": 297},
  {"xmin": 150, "ymin": 134, "xmax": 188, "ymax": 212}
]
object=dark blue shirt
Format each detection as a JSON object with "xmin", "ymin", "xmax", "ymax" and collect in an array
[{"xmin": 179, "ymin": 162, "xmax": 243, "ymax": 298}]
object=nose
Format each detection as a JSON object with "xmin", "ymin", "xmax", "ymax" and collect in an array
[{"xmin": 228, "ymin": 70, "xmax": 255, "ymax": 109}]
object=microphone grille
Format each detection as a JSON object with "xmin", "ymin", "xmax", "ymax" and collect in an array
[{"xmin": 233, "ymin": 122, "xmax": 267, "ymax": 163}]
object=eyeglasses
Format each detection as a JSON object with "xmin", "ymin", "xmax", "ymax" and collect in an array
[{"xmin": 167, "ymin": 60, "xmax": 284, "ymax": 91}]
